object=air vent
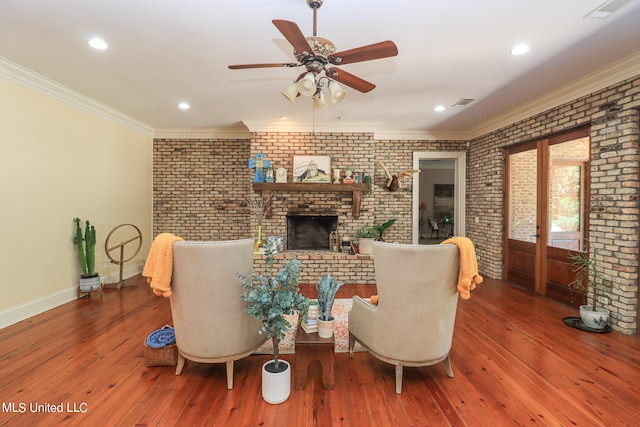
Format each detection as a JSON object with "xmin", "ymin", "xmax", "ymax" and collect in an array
[
  {"xmin": 452, "ymin": 98, "xmax": 475, "ymax": 107},
  {"xmin": 584, "ymin": 0, "xmax": 631, "ymax": 19}
]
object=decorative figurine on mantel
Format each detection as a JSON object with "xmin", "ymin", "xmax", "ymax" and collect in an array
[
  {"xmin": 332, "ymin": 168, "xmax": 341, "ymax": 184},
  {"xmin": 249, "ymin": 153, "xmax": 271, "ymax": 182},
  {"xmin": 342, "ymin": 169, "xmax": 354, "ymax": 184},
  {"xmin": 275, "ymin": 167, "xmax": 287, "ymax": 183},
  {"xmin": 265, "ymin": 167, "xmax": 275, "ymax": 183}
]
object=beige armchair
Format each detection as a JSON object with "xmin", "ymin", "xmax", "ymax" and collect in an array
[
  {"xmin": 170, "ymin": 239, "xmax": 266, "ymax": 389},
  {"xmin": 348, "ymin": 241, "xmax": 460, "ymax": 393}
]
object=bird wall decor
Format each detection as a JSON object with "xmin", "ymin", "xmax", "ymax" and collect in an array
[{"xmin": 377, "ymin": 160, "xmax": 420, "ymax": 192}]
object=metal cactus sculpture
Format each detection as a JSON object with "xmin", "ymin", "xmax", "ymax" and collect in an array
[
  {"xmin": 74, "ymin": 218, "xmax": 97, "ymax": 277},
  {"xmin": 316, "ymin": 269, "xmax": 344, "ymax": 321}
]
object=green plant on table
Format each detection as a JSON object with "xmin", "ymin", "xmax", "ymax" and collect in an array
[{"xmin": 316, "ymin": 269, "xmax": 345, "ymax": 321}]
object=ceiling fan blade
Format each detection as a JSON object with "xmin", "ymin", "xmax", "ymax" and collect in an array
[
  {"xmin": 228, "ymin": 63, "xmax": 301, "ymax": 70},
  {"xmin": 327, "ymin": 67, "xmax": 376, "ymax": 93},
  {"xmin": 328, "ymin": 40, "xmax": 398, "ymax": 65},
  {"xmin": 272, "ymin": 19, "xmax": 314, "ymax": 56}
]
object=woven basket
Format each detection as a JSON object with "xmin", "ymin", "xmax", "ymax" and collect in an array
[{"xmin": 143, "ymin": 339, "xmax": 178, "ymax": 367}]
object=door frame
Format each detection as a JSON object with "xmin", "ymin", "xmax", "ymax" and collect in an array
[
  {"xmin": 503, "ymin": 126, "xmax": 590, "ymax": 299},
  {"xmin": 412, "ymin": 151, "xmax": 466, "ymax": 243}
]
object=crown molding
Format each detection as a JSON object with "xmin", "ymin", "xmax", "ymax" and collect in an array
[
  {"xmin": 373, "ymin": 129, "xmax": 469, "ymax": 141},
  {"xmin": 0, "ymin": 56, "xmax": 154, "ymax": 137},
  {"xmin": 242, "ymin": 119, "xmax": 381, "ymax": 134},
  {"xmin": 467, "ymin": 51, "xmax": 640, "ymax": 140},
  {"xmin": 153, "ymin": 127, "xmax": 252, "ymax": 140}
]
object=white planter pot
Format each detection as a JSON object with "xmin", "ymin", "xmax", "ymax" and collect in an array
[
  {"xmin": 358, "ymin": 238, "xmax": 374, "ymax": 255},
  {"xmin": 317, "ymin": 318, "xmax": 335, "ymax": 338},
  {"xmin": 579, "ymin": 305, "xmax": 610, "ymax": 330},
  {"xmin": 262, "ymin": 359, "xmax": 291, "ymax": 404},
  {"xmin": 79, "ymin": 275, "xmax": 101, "ymax": 292}
]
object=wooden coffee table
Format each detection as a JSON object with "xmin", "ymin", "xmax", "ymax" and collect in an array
[{"xmin": 294, "ymin": 327, "xmax": 335, "ymax": 390}]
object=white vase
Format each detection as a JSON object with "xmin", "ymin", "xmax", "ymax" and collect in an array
[
  {"xmin": 579, "ymin": 305, "xmax": 610, "ymax": 330},
  {"xmin": 262, "ymin": 360, "xmax": 291, "ymax": 404},
  {"xmin": 358, "ymin": 238, "xmax": 374, "ymax": 255},
  {"xmin": 317, "ymin": 318, "xmax": 335, "ymax": 338}
]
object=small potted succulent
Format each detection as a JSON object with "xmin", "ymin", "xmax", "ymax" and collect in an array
[
  {"xmin": 316, "ymin": 269, "xmax": 344, "ymax": 338},
  {"xmin": 240, "ymin": 248, "xmax": 309, "ymax": 404},
  {"xmin": 73, "ymin": 218, "xmax": 100, "ymax": 292}
]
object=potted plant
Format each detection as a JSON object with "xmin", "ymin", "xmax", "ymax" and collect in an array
[
  {"xmin": 316, "ymin": 269, "xmax": 344, "ymax": 338},
  {"xmin": 355, "ymin": 218, "xmax": 396, "ymax": 254},
  {"xmin": 240, "ymin": 248, "xmax": 309, "ymax": 404},
  {"xmin": 567, "ymin": 243, "xmax": 611, "ymax": 330},
  {"xmin": 355, "ymin": 226, "xmax": 378, "ymax": 254},
  {"xmin": 73, "ymin": 218, "xmax": 100, "ymax": 293}
]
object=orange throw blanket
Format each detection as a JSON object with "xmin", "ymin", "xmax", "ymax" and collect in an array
[
  {"xmin": 142, "ymin": 233, "xmax": 183, "ymax": 297},
  {"xmin": 441, "ymin": 237, "xmax": 483, "ymax": 299}
]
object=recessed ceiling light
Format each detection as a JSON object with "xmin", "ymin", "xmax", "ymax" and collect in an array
[
  {"xmin": 88, "ymin": 38, "xmax": 108, "ymax": 50},
  {"xmin": 434, "ymin": 105, "xmax": 445, "ymax": 112},
  {"xmin": 510, "ymin": 43, "xmax": 530, "ymax": 55},
  {"xmin": 178, "ymin": 102, "xmax": 190, "ymax": 110}
]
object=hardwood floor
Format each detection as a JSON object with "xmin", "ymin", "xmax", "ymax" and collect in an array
[{"xmin": 1, "ymin": 275, "xmax": 639, "ymax": 426}]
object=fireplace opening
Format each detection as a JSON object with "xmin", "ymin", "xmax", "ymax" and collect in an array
[{"xmin": 287, "ymin": 215, "xmax": 338, "ymax": 250}]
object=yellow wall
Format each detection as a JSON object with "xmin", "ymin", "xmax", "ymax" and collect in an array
[{"xmin": 0, "ymin": 78, "xmax": 152, "ymax": 318}]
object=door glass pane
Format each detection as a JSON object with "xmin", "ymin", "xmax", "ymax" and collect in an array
[
  {"xmin": 509, "ymin": 149, "xmax": 537, "ymax": 242},
  {"xmin": 548, "ymin": 137, "xmax": 589, "ymax": 250}
]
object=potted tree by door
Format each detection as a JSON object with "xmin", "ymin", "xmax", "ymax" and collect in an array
[
  {"xmin": 567, "ymin": 243, "xmax": 612, "ymax": 330},
  {"xmin": 73, "ymin": 218, "xmax": 100, "ymax": 293},
  {"xmin": 240, "ymin": 249, "xmax": 309, "ymax": 404},
  {"xmin": 316, "ymin": 269, "xmax": 344, "ymax": 338}
]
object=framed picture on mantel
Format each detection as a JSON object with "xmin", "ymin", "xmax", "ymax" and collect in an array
[{"xmin": 293, "ymin": 156, "xmax": 331, "ymax": 183}]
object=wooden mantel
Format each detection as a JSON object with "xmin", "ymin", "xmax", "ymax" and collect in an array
[{"xmin": 253, "ymin": 182, "xmax": 370, "ymax": 219}]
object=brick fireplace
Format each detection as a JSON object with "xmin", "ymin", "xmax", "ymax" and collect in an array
[{"xmin": 286, "ymin": 214, "xmax": 338, "ymax": 250}]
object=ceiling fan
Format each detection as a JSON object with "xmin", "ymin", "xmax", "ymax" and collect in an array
[{"xmin": 228, "ymin": 0, "xmax": 398, "ymax": 105}]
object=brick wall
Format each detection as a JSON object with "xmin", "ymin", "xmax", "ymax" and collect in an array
[
  {"xmin": 467, "ymin": 75, "xmax": 640, "ymax": 333},
  {"xmin": 153, "ymin": 138, "xmax": 251, "ymax": 240},
  {"xmin": 153, "ymin": 132, "xmax": 464, "ymax": 286},
  {"xmin": 253, "ymin": 252, "xmax": 375, "ymax": 286}
]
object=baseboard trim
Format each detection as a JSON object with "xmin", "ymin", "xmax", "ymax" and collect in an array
[{"xmin": 0, "ymin": 264, "xmax": 144, "ymax": 329}]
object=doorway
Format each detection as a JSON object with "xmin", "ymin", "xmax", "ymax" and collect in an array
[
  {"xmin": 504, "ymin": 127, "xmax": 590, "ymax": 304},
  {"xmin": 412, "ymin": 152, "xmax": 466, "ymax": 244}
]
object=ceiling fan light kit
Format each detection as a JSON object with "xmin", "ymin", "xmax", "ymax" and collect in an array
[
  {"xmin": 313, "ymin": 90, "xmax": 328, "ymax": 109},
  {"xmin": 229, "ymin": 0, "xmax": 398, "ymax": 108},
  {"xmin": 281, "ymin": 83, "xmax": 300, "ymax": 102},
  {"xmin": 328, "ymin": 80, "xmax": 346, "ymax": 103},
  {"xmin": 297, "ymin": 72, "xmax": 317, "ymax": 96}
]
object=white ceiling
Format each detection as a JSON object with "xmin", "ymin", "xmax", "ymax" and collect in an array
[{"xmin": 1, "ymin": 0, "xmax": 639, "ymax": 139}]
